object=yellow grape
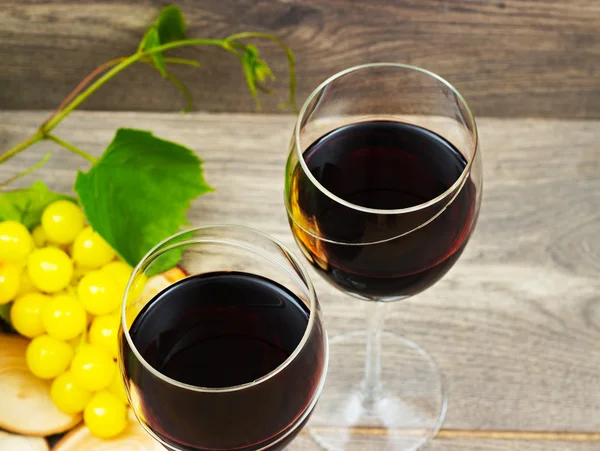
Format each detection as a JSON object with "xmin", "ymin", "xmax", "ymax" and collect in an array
[
  {"xmin": 0, "ymin": 220, "xmax": 33, "ymax": 263},
  {"xmin": 60, "ymin": 284, "xmax": 77, "ymax": 296},
  {"xmin": 0, "ymin": 261, "xmax": 21, "ymax": 304},
  {"xmin": 28, "ymin": 247, "xmax": 73, "ymax": 293},
  {"xmin": 17, "ymin": 270, "xmax": 37, "ymax": 296},
  {"xmin": 42, "ymin": 294, "xmax": 87, "ymax": 340},
  {"xmin": 70, "ymin": 265, "xmax": 91, "ymax": 287},
  {"xmin": 84, "ymin": 391, "xmax": 128, "ymax": 439},
  {"xmin": 26, "ymin": 335, "xmax": 73, "ymax": 379},
  {"xmin": 10, "ymin": 292, "xmax": 50, "ymax": 338},
  {"xmin": 42, "ymin": 200, "xmax": 85, "ymax": 245},
  {"xmin": 100, "ymin": 261, "xmax": 132, "ymax": 297},
  {"xmin": 77, "ymin": 270, "xmax": 120, "ymax": 316},
  {"xmin": 72, "ymin": 227, "xmax": 115, "ymax": 269},
  {"xmin": 68, "ymin": 334, "xmax": 83, "ymax": 350},
  {"xmin": 50, "ymin": 370, "xmax": 92, "ymax": 415},
  {"xmin": 12, "ymin": 259, "xmax": 27, "ymax": 270},
  {"xmin": 88, "ymin": 313, "xmax": 120, "ymax": 359},
  {"xmin": 107, "ymin": 370, "xmax": 128, "ymax": 404},
  {"xmin": 70, "ymin": 343, "xmax": 116, "ymax": 391},
  {"xmin": 32, "ymin": 226, "xmax": 48, "ymax": 248}
]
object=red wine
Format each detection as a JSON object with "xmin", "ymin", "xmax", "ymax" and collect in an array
[
  {"xmin": 121, "ymin": 272, "xmax": 326, "ymax": 451},
  {"xmin": 288, "ymin": 121, "xmax": 479, "ymax": 299}
]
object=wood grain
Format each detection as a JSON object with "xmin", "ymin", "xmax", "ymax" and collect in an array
[
  {"xmin": 286, "ymin": 432, "xmax": 600, "ymax": 450},
  {"xmin": 43, "ymin": 429, "xmax": 600, "ymax": 450},
  {"xmin": 429, "ymin": 440, "xmax": 600, "ymax": 451},
  {"xmin": 1, "ymin": 112, "xmax": 599, "ymax": 441},
  {"xmin": 0, "ymin": 0, "xmax": 599, "ymax": 118},
  {"xmin": 46, "ymin": 431, "xmax": 600, "ymax": 450}
]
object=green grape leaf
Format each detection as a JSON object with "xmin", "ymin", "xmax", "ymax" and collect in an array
[
  {"xmin": 74, "ymin": 128, "xmax": 212, "ymax": 274},
  {"xmin": 156, "ymin": 5, "xmax": 186, "ymax": 44},
  {"xmin": 254, "ymin": 60, "xmax": 274, "ymax": 84},
  {"xmin": 140, "ymin": 5, "xmax": 192, "ymax": 106},
  {"xmin": 141, "ymin": 5, "xmax": 187, "ymax": 78},
  {"xmin": 0, "ymin": 180, "xmax": 76, "ymax": 230},
  {"xmin": 240, "ymin": 45, "xmax": 275, "ymax": 110},
  {"xmin": 143, "ymin": 28, "xmax": 167, "ymax": 77}
]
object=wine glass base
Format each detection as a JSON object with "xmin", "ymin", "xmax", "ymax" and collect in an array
[{"xmin": 307, "ymin": 331, "xmax": 446, "ymax": 451}]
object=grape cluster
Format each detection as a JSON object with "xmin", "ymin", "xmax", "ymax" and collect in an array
[{"xmin": 0, "ymin": 201, "xmax": 133, "ymax": 439}]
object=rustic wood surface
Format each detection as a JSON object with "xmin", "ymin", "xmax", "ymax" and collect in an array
[
  {"xmin": 287, "ymin": 432, "xmax": 600, "ymax": 450},
  {"xmin": 45, "ymin": 432, "xmax": 600, "ymax": 451},
  {"xmin": 1, "ymin": 1, "xmax": 599, "ymax": 118},
  {"xmin": 1, "ymin": 111, "xmax": 600, "ymax": 449}
]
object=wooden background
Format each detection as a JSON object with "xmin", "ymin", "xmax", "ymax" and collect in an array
[{"xmin": 1, "ymin": 0, "xmax": 599, "ymax": 118}]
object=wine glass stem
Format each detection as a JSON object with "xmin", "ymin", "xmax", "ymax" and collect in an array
[{"xmin": 362, "ymin": 301, "xmax": 387, "ymax": 401}]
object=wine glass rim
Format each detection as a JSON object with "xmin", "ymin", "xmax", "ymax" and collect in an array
[
  {"xmin": 294, "ymin": 62, "xmax": 479, "ymax": 215},
  {"xmin": 120, "ymin": 224, "xmax": 322, "ymax": 394}
]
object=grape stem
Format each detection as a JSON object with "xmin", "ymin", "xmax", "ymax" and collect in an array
[
  {"xmin": 42, "ymin": 39, "xmax": 227, "ymax": 136},
  {"xmin": 41, "ymin": 57, "xmax": 128, "ymax": 129},
  {"xmin": 0, "ymin": 34, "xmax": 297, "ymax": 183},
  {"xmin": 0, "ymin": 153, "xmax": 51, "ymax": 188},
  {"xmin": 46, "ymin": 135, "xmax": 97, "ymax": 163}
]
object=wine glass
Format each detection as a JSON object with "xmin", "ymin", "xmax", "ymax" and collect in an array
[
  {"xmin": 284, "ymin": 63, "xmax": 482, "ymax": 450},
  {"xmin": 118, "ymin": 225, "xmax": 328, "ymax": 451}
]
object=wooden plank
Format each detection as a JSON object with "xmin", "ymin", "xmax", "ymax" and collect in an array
[
  {"xmin": 1, "ymin": 112, "xmax": 600, "ymax": 435},
  {"xmin": 428, "ymin": 440, "xmax": 600, "ymax": 451},
  {"xmin": 0, "ymin": 431, "xmax": 48, "ymax": 451},
  {"xmin": 1, "ymin": 1, "xmax": 599, "ymax": 118},
  {"xmin": 428, "ymin": 441, "xmax": 600, "ymax": 451},
  {"xmin": 44, "ymin": 427, "xmax": 600, "ymax": 449},
  {"xmin": 288, "ymin": 432, "xmax": 600, "ymax": 450},
  {"xmin": 46, "ymin": 431, "xmax": 600, "ymax": 450}
]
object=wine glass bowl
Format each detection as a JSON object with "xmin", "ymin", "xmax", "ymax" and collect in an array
[
  {"xmin": 119, "ymin": 226, "xmax": 328, "ymax": 451},
  {"xmin": 284, "ymin": 63, "xmax": 482, "ymax": 450},
  {"xmin": 286, "ymin": 66, "xmax": 481, "ymax": 302}
]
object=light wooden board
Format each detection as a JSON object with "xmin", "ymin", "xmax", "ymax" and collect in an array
[
  {"xmin": 45, "ymin": 430, "xmax": 600, "ymax": 451},
  {"xmin": 1, "ymin": 112, "xmax": 599, "ymax": 445},
  {"xmin": 0, "ymin": 431, "xmax": 48, "ymax": 451},
  {"xmin": 51, "ymin": 413, "xmax": 163, "ymax": 451},
  {"xmin": 287, "ymin": 432, "xmax": 600, "ymax": 450},
  {"xmin": 427, "ymin": 441, "xmax": 600, "ymax": 451},
  {"xmin": 51, "ymin": 427, "xmax": 600, "ymax": 450},
  {"xmin": 430, "ymin": 440, "xmax": 600, "ymax": 451},
  {"xmin": 0, "ymin": 1, "xmax": 599, "ymax": 118},
  {"xmin": 0, "ymin": 334, "xmax": 81, "ymax": 436}
]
